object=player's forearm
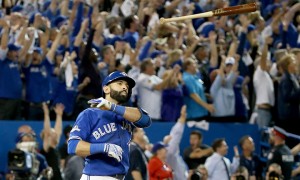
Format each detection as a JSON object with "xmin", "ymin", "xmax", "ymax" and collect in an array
[
  {"xmin": 73, "ymin": 140, "xmax": 91, "ymax": 157},
  {"xmin": 112, "ymin": 105, "xmax": 151, "ymax": 128},
  {"xmin": 123, "ymin": 107, "xmax": 143, "ymax": 122}
]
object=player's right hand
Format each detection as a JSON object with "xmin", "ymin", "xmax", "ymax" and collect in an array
[
  {"xmin": 104, "ymin": 143, "xmax": 123, "ymax": 162},
  {"xmin": 87, "ymin": 97, "xmax": 112, "ymax": 110}
]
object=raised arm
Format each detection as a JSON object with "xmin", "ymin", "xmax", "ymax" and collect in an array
[
  {"xmin": 284, "ymin": 3, "xmax": 300, "ymax": 26},
  {"xmin": 260, "ymin": 36, "xmax": 272, "ymax": 71},
  {"xmin": 46, "ymin": 26, "xmax": 67, "ymax": 62},
  {"xmin": 42, "ymin": 103, "xmax": 52, "ymax": 152},
  {"xmin": 165, "ymin": 0, "xmax": 181, "ymax": 12},
  {"xmin": 166, "ymin": 106, "xmax": 186, "ymax": 154},
  {"xmin": 60, "ymin": 0, "xmax": 70, "ymax": 16},
  {"xmin": 74, "ymin": 19, "xmax": 89, "ymax": 47},
  {"xmin": 209, "ymin": 31, "xmax": 218, "ymax": 68},
  {"xmin": 54, "ymin": 103, "xmax": 65, "ymax": 145},
  {"xmin": 0, "ymin": 19, "xmax": 9, "ymax": 50}
]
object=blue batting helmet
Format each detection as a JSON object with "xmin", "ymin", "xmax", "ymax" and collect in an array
[{"xmin": 102, "ymin": 71, "xmax": 135, "ymax": 88}]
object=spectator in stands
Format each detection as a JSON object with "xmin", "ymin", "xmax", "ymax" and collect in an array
[
  {"xmin": 182, "ymin": 58, "xmax": 215, "ymax": 121},
  {"xmin": 267, "ymin": 126, "xmax": 294, "ymax": 180},
  {"xmin": 51, "ymin": 51, "xmax": 79, "ymax": 120},
  {"xmin": 123, "ymin": 15, "xmax": 139, "ymax": 49},
  {"xmin": 230, "ymin": 166, "xmax": 249, "ymax": 180},
  {"xmin": 0, "ymin": 18, "xmax": 32, "ymax": 120},
  {"xmin": 40, "ymin": 103, "xmax": 64, "ymax": 180},
  {"xmin": 148, "ymin": 141, "xmax": 173, "ymax": 180},
  {"xmin": 266, "ymin": 163, "xmax": 284, "ymax": 180},
  {"xmin": 137, "ymin": 59, "xmax": 179, "ymax": 121},
  {"xmin": 161, "ymin": 64, "xmax": 184, "ymax": 122},
  {"xmin": 125, "ymin": 128, "xmax": 149, "ymax": 180},
  {"xmin": 184, "ymin": 130, "xmax": 213, "ymax": 170},
  {"xmin": 277, "ymin": 53, "xmax": 300, "ymax": 122},
  {"xmin": 75, "ymin": 14, "xmax": 103, "ymax": 116},
  {"xmin": 253, "ymin": 36, "xmax": 275, "ymax": 128},
  {"xmin": 239, "ymin": 135, "xmax": 263, "ymax": 179},
  {"xmin": 164, "ymin": 106, "xmax": 189, "ymax": 180},
  {"xmin": 189, "ymin": 164, "xmax": 208, "ymax": 180},
  {"xmin": 64, "ymin": 155, "xmax": 84, "ymax": 180},
  {"xmin": 210, "ymin": 56, "xmax": 238, "ymax": 118},
  {"xmin": 59, "ymin": 124, "xmax": 72, "ymax": 172},
  {"xmin": 98, "ymin": 45, "xmax": 116, "ymax": 81},
  {"xmin": 13, "ymin": 125, "xmax": 50, "ymax": 179},
  {"xmin": 204, "ymin": 138, "xmax": 239, "ymax": 180}
]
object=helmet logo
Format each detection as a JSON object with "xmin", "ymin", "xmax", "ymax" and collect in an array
[{"xmin": 121, "ymin": 72, "xmax": 128, "ymax": 76}]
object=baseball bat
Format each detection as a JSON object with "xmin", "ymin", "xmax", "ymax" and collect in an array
[{"xmin": 159, "ymin": 2, "xmax": 257, "ymax": 24}]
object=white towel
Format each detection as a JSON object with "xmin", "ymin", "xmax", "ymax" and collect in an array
[{"xmin": 65, "ymin": 61, "xmax": 73, "ymax": 88}]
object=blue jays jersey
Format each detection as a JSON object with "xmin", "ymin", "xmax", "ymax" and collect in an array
[{"xmin": 69, "ymin": 108, "xmax": 134, "ymax": 176}]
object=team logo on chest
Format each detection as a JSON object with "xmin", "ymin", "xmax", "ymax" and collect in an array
[
  {"xmin": 121, "ymin": 121, "xmax": 132, "ymax": 132},
  {"xmin": 92, "ymin": 123, "xmax": 117, "ymax": 140}
]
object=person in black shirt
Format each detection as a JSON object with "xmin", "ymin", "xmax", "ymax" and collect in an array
[
  {"xmin": 40, "ymin": 103, "xmax": 64, "ymax": 180},
  {"xmin": 58, "ymin": 124, "xmax": 73, "ymax": 170},
  {"xmin": 239, "ymin": 135, "xmax": 264, "ymax": 180},
  {"xmin": 267, "ymin": 126, "xmax": 294, "ymax": 180},
  {"xmin": 125, "ymin": 128, "xmax": 149, "ymax": 180},
  {"xmin": 183, "ymin": 130, "xmax": 213, "ymax": 170}
]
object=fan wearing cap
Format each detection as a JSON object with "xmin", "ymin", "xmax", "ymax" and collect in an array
[
  {"xmin": 0, "ymin": 16, "xmax": 33, "ymax": 119},
  {"xmin": 68, "ymin": 71, "xmax": 151, "ymax": 179},
  {"xmin": 267, "ymin": 126, "xmax": 294, "ymax": 180},
  {"xmin": 148, "ymin": 142, "xmax": 173, "ymax": 180},
  {"xmin": 209, "ymin": 56, "xmax": 238, "ymax": 117}
]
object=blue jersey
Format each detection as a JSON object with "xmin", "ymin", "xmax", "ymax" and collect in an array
[
  {"xmin": 69, "ymin": 108, "xmax": 134, "ymax": 176},
  {"xmin": 0, "ymin": 58, "xmax": 22, "ymax": 99},
  {"xmin": 22, "ymin": 58, "xmax": 54, "ymax": 103}
]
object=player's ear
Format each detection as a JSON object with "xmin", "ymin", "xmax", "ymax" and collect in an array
[{"xmin": 103, "ymin": 85, "xmax": 110, "ymax": 94}]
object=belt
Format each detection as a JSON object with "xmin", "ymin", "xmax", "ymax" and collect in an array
[
  {"xmin": 257, "ymin": 104, "xmax": 272, "ymax": 109},
  {"xmin": 81, "ymin": 174, "xmax": 125, "ymax": 180}
]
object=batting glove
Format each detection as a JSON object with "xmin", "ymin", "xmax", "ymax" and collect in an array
[
  {"xmin": 88, "ymin": 97, "xmax": 112, "ymax": 110},
  {"xmin": 104, "ymin": 143, "xmax": 123, "ymax": 162}
]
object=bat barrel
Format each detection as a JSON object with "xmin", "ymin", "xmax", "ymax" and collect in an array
[{"xmin": 212, "ymin": 2, "xmax": 257, "ymax": 16}]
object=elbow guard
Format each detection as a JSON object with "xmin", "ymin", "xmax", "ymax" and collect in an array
[
  {"xmin": 68, "ymin": 139, "xmax": 80, "ymax": 155},
  {"xmin": 133, "ymin": 108, "xmax": 152, "ymax": 128}
]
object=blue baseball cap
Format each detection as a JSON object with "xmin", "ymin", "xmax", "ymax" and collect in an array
[
  {"xmin": 199, "ymin": 23, "xmax": 215, "ymax": 38},
  {"xmin": 8, "ymin": 43, "xmax": 21, "ymax": 51},
  {"xmin": 247, "ymin": 24, "xmax": 256, "ymax": 32},
  {"xmin": 53, "ymin": 15, "xmax": 68, "ymax": 28},
  {"xmin": 15, "ymin": 132, "xmax": 36, "ymax": 143},
  {"xmin": 33, "ymin": 47, "xmax": 43, "ymax": 55},
  {"xmin": 11, "ymin": 5, "xmax": 24, "ymax": 13},
  {"xmin": 102, "ymin": 71, "xmax": 135, "ymax": 89},
  {"xmin": 152, "ymin": 141, "xmax": 167, "ymax": 154}
]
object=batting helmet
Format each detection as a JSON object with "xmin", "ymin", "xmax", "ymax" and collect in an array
[{"xmin": 102, "ymin": 71, "xmax": 135, "ymax": 100}]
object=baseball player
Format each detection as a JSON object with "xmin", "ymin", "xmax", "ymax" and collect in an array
[{"xmin": 68, "ymin": 71, "xmax": 152, "ymax": 180}]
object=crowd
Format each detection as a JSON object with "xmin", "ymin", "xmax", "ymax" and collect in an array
[{"xmin": 0, "ymin": 0, "xmax": 300, "ymax": 179}]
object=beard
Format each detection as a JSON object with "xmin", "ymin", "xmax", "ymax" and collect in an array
[{"xmin": 110, "ymin": 88, "xmax": 128, "ymax": 104}]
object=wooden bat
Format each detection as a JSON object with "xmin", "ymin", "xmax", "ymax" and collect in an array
[{"xmin": 160, "ymin": 2, "xmax": 257, "ymax": 24}]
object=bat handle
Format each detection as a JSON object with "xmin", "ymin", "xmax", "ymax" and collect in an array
[{"xmin": 213, "ymin": 2, "xmax": 257, "ymax": 16}]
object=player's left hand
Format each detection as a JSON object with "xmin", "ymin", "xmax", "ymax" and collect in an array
[{"xmin": 88, "ymin": 97, "xmax": 112, "ymax": 110}]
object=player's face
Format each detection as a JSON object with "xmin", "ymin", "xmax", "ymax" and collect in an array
[{"xmin": 109, "ymin": 80, "xmax": 129, "ymax": 103}]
